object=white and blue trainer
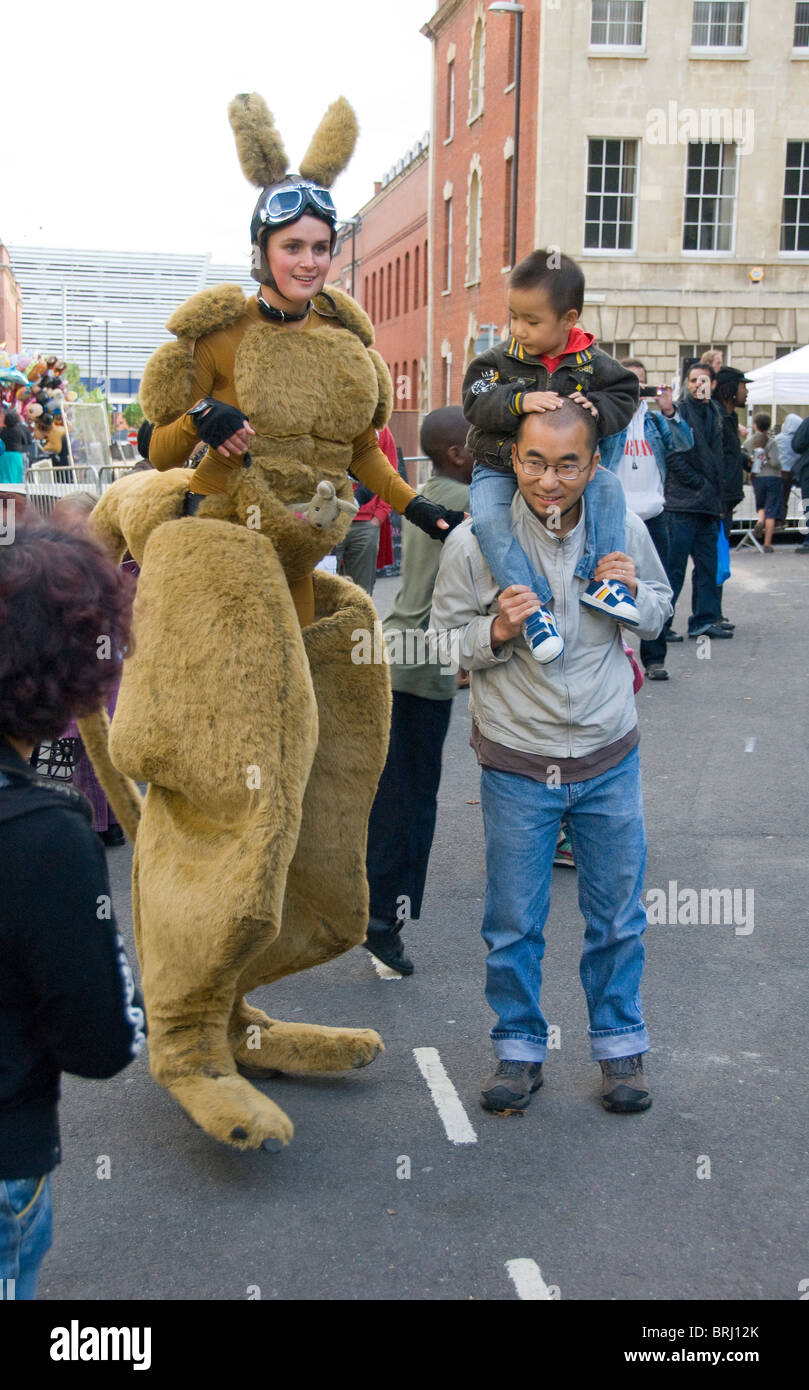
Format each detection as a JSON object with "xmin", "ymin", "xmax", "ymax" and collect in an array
[{"xmin": 580, "ymin": 578, "xmax": 639, "ymax": 627}]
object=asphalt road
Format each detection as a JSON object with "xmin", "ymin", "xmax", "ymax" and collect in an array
[{"xmin": 39, "ymin": 540, "xmax": 809, "ymax": 1302}]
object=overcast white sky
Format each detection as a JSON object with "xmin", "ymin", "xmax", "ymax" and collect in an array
[{"xmin": 3, "ymin": 0, "xmax": 433, "ymax": 264}]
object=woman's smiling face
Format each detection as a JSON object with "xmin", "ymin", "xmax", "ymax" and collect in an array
[{"xmin": 264, "ymin": 215, "xmax": 333, "ymax": 308}]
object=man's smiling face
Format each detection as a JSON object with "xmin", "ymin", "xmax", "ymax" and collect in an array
[{"xmin": 511, "ymin": 403, "xmax": 598, "ymax": 531}]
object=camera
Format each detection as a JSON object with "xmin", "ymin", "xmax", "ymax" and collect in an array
[{"xmin": 639, "ymin": 385, "xmax": 661, "ymax": 398}]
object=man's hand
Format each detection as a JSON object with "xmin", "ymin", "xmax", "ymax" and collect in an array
[
  {"xmin": 569, "ymin": 391, "xmax": 599, "ymax": 419},
  {"xmin": 657, "ymin": 385, "xmax": 674, "ymax": 417},
  {"xmin": 523, "ymin": 390, "xmax": 563, "ymax": 413},
  {"xmin": 491, "ymin": 584, "xmax": 542, "ymax": 646},
  {"xmin": 593, "ymin": 552, "xmax": 637, "ymax": 596}
]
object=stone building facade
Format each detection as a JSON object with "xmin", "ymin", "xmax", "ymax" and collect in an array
[
  {"xmin": 420, "ymin": 0, "xmax": 808, "ymax": 415},
  {"xmin": 534, "ymin": 0, "xmax": 809, "ymax": 395},
  {"xmin": 328, "ymin": 143, "xmax": 430, "ymax": 457},
  {"xmin": 0, "ymin": 244, "xmax": 22, "ymax": 356}
]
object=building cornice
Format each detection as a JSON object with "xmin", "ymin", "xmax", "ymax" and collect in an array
[{"xmin": 422, "ymin": 0, "xmax": 467, "ymax": 42}]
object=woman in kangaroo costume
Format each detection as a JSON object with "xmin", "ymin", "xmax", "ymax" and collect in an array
[{"xmin": 77, "ymin": 93, "xmax": 463, "ymax": 1153}]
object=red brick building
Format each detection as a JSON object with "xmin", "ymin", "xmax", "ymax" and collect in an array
[
  {"xmin": 421, "ymin": 0, "xmax": 539, "ymax": 410},
  {"xmin": 0, "ymin": 243, "xmax": 22, "ymax": 355},
  {"xmin": 328, "ymin": 141, "xmax": 430, "ymax": 459}
]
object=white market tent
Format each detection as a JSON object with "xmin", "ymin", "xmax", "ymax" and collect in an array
[{"xmin": 746, "ymin": 343, "xmax": 809, "ymax": 405}]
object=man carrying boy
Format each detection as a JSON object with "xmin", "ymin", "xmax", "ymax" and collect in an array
[
  {"xmin": 430, "ymin": 400, "xmax": 672, "ymax": 1115},
  {"xmin": 462, "ymin": 250, "xmax": 640, "ymax": 665}
]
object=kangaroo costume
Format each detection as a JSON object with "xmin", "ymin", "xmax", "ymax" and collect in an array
[{"xmin": 77, "ymin": 93, "xmax": 460, "ymax": 1152}]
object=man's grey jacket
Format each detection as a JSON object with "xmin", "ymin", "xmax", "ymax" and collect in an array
[{"xmin": 429, "ymin": 496, "xmax": 673, "ymax": 760}]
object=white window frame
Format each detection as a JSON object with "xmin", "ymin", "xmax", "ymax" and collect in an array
[
  {"xmin": 793, "ymin": 1, "xmax": 809, "ymax": 53},
  {"xmin": 445, "ymin": 59, "xmax": 455, "ymax": 143},
  {"xmin": 690, "ymin": 1, "xmax": 748, "ymax": 57},
  {"xmin": 779, "ymin": 140, "xmax": 809, "ymax": 256},
  {"xmin": 466, "ymin": 156, "xmax": 483, "ymax": 287},
  {"xmin": 681, "ymin": 141, "xmax": 739, "ymax": 257},
  {"xmin": 582, "ymin": 137, "xmax": 640, "ymax": 256},
  {"xmin": 468, "ymin": 8, "xmax": 486, "ymax": 124},
  {"xmin": 443, "ymin": 194, "xmax": 453, "ymax": 294},
  {"xmin": 588, "ymin": 0, "xmax": 647, "ymax": 56}
]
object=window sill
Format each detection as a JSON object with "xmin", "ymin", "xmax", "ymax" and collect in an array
[
  {"xmin": 464, "ymin": 278, "xmax": 482, "ymax": 289},
  {"xmin": 680, "ymin": 250, "xmax": 734, "ymax": 258},
  {"xmin": 504, "ymin": 81, "xmax": 515, "ymax": 93},
  {"xmin": 791, "ymin": 49, "xmax": 809, "ymax": 57},
  {"xmin": 441, "ymin": 288, "xmax": 452, "ymax": 296},
  {"xmin": 778, "ymin": 250, "xmax": 809, "ymax": 258},
  {"xmin": 580, "ymin": 248, "xmax": 636, "ymax": 257},
  {"xmin": 588, "ymin": 47, "xmax": 646, "ymax": 58},
  {"xmin": 467, "ymin": 109, "xmax": 484, "ymax": 126},
  {"xmin": 443, "ymin": 135, "xmax": 454, "ymax": 145},
  {"xmin": 501, "ymin": 265, "xmax": 512, "ymax": 274},
  {"xmin": 689, "ymin": 49, "xmax": 748, "ymax": 59}
]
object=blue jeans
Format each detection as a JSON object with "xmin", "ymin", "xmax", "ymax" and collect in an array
[
  {"xmin": 0, "ymin": 1175, "xmax": 53, "ymax": 1300},
  {"xmin": 665, "ymin": 511, "xmax": 720, "ymax": 634},
  {"xmin": 470, "ymin": 463, "xmax": 627, "ymax": 604},
  {"xmin": 480, "ymin": 748, "xmax": 649, "ymax": 1062}
]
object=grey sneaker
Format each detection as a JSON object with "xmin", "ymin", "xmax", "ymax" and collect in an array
[
  {"xmin": 480, "ymin": 1059, "xmax": 543, "ymax": 1113},
  {"xmin": 599, "ymin": 1054, "xmax": 652, "ymax": 1113}
]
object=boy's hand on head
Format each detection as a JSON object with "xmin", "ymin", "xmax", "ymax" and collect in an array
[
  {"xmin": 569, "ymin": 391, "xmax": 599, "ymax": 418},
  {"xmin": 491, "ymin": 585, "xmax": 542, "ymax": 645},
  {"xmin": 594, "ymin": 552, "xmax": 637, "ymax": 597},
  {"xmin": 523, "ymin": 391, "xmax": 563, "ymax": 413}
]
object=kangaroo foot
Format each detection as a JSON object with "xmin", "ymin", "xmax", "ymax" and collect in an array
[
  {"xmin": 167, "ymin": 1073, "xmax": 294, "ymax": 1151},
  {"xmin": 231, "ymin": 1017, "xmax": 384, "ymax": 1076}
]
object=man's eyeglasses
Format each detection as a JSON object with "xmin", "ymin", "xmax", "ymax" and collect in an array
[{"xmin": 513, "ymin": 449, "xmax": 592, "ymax": 482}]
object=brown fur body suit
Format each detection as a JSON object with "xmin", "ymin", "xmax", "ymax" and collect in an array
[{"xmin": 78, "ymin": 285, "xmax": 393, "ymax": 1152}]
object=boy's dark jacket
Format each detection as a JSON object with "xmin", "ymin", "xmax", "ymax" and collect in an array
[
  {"xmin": 0, "ymin": 741, "xmax": 145, "ymax": 1179},
  {"xmin": 462, "ymin": 330, "xmax": 639, "ymax": 471}
]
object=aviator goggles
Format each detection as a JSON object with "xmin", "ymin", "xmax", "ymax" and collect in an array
[{"xmin": 258, "ymin": 182, "xmax": 337, "ymax": 226}]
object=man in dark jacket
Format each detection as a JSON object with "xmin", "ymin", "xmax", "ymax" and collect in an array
[
  {"xmin": 712, "ymin": 366, "xmax": 750, "ymax": 626},
  {"xmin": 664, "ymin": 363, "xmax": 729, "ymax": 640},
  {"xmin": 789, "ymin": 413, "xmax": 809, "ymax": 553}
]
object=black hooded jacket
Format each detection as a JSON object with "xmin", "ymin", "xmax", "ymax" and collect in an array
[
  {"xmin": 663, "ymin": 394, "xmax": 724, "ymax": 518},
  {"xmin": 0, "ymin": 741, "xmax": 145, "ymax": 1179}
]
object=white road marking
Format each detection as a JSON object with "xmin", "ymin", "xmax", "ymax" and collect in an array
[
  {"xmin": 413, "ymin": 1047, "xmax": 477, "ymax": 1145},
  {"xmin": 744, "ymin": 737, "xmax": 756, "ymax": 752},
  {"xmin": 506, "ymin": 1259, "xmax": 555, "ymax": 1300},
  {"xmin": 367, "ymin": 954, "xmax": 403, "ymax": 981}
]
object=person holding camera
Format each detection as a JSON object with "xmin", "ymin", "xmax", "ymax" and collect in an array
[{"xmin": 598, "ymin": 360, "xmax": 693, "ymax": 680}]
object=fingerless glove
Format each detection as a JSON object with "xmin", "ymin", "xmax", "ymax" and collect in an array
[
  {"xmin": 187, "ymin": 397, "xmax": 249, "ymax": 448},
  {"xmin": 403, "ymin": 495, "xmax": 466, "ymax": 542}
]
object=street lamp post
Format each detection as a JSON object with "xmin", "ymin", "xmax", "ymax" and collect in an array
[
  {"xmin": 337, "ymin": 218, "xmax": 360, "ymax": 298},
  {"xmin": 489, "ymin": 2, "xmax": 524, "ymax": 270},
  {"xmin": 90, "ymin": 317, "xmax": 122, "ymax": 407}
]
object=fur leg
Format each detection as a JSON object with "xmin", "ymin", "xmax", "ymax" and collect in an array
[
  {"xmin": 235, "ymin": 571, "xmax": 392, "ymax": 992},
  {"xmin": 229, "ymin": 999, "xmax": 383, "ymax": 1076}
]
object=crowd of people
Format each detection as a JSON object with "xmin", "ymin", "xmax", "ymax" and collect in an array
[{"xmin": 2, "ymin": 162, "xmax": 806, "ymax": 1299}]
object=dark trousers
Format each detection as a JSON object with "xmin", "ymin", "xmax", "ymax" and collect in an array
[
  {"xmin": 665, "ymin": 511, "xmax": 720, "ymax": 635},
  {"xmin": 640, "ymin": 511, "xmax": 669, "ymax": 669},
  {"xmin": 366, "ymin": 690, "xmax": 453, "ymax": 926},
  {"xmin": 697, "ymin": 515, "xmax": 732, "ymax": 618}
]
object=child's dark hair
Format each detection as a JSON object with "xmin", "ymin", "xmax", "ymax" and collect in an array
[
  {"xmin": 509, "ymin": 250, "xmax": 584, "ymax": 318},
  {"xmin": 752, "ymin": 412, "xmax": 771, "ymax": 432}
]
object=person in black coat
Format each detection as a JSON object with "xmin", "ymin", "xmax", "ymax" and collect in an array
[
  {"xmin": 711, "ymin": 366, "xmax": 750, "ymax": 627},
  {"xmin": 663, "ymin": 362, "xmax": 730, "ymax": 640},
  {"xmin": 0, "ymin": 512, "xmax": 144, "ymax": 1299}
]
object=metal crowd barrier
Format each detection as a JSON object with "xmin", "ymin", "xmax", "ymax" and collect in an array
[{"xmin": 23, "ymin": 464, "xmax": 103, "ymax": 515}]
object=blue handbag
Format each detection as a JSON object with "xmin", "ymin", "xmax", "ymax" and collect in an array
[{"xmin": 716, "ymin": 526, "xmax": 731, "ymax": 585}]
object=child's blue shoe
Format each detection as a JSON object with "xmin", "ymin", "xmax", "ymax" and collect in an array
[
  {"xmin": 581, "ymin": 578, "xmax": 640, "ymax": 627},
  {"xmin": 522, "ymin": 608, "xmax": 564, "ymax": 664}
]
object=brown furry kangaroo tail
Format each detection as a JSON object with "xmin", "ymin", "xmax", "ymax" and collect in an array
[{"xmin": 76, "ymin": 707, "xmax": 143, "ymax": 843}]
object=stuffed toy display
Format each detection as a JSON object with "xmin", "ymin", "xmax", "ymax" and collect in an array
[{"xmin": 75, "ymin": 92, "xmax": 412, "ymax": 1154}]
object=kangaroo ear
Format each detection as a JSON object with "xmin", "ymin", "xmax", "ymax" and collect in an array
[
  {"xmin": 228, "ymin": 92, "xmax": 288, "ymax": 188},
  {"xmin": 299, "ymin": 97, "xmax": 359, "ymax": 187}
]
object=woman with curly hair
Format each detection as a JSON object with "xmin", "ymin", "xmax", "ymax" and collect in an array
[{"xmin": 0, "ymin": 512, "xmax": 145, "ymax": 1299}]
